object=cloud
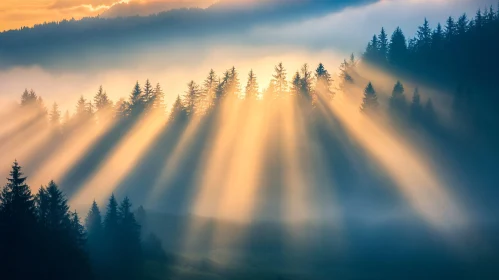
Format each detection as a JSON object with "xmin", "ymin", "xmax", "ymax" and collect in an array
[
  {"xmin": 0, "ymin": 0, "xmax": 216, "ymax": 31},
  {"xmin": 50, "ymin": 0, "xmax": 122, "ymax": 9},
  {"xmin": 101, "ymin": 1, "xmax": 214, "ymax": 18}
]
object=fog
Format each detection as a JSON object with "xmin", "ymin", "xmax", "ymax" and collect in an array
[{"xmin": 0, "ymin": 0, "xmax": 492, "ymax": 113}]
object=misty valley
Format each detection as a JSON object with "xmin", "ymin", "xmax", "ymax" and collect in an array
[{"xmin": 1, "ymin": 0, "xmax": 499, "ymax": 280}]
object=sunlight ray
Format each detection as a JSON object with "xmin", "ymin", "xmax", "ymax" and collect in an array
[{"xmin": 69, "ymin": 110, "xmax": 166, "ymax": 207}]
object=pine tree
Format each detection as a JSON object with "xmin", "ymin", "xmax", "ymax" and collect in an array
[
  {"xmin": 143, "ymin": 79, "xmax": 154, "ymax": 107},
  {"xmin": 20, "ymin": 88, "xmax": 38, "ymax": 106},
  {"xmin": 364, "ymin": 35, "xmax": 379, "ymax": 62},
  {"xmin": 432, "ymin": 23, "xmax": 444, "ymax": 52},
  {"xmin": 388, "ymin": 27, "xmax": 407, "ymax": 65},
  {"xmin": 202, "ymin": 69, "xmax": 218, "ymax": 109},
  {"xmin": 39, "ymin": 180, "xmax": 70, "ymax": 232},
  {"xmin": 378, "ymin": 27, "xmax": 389, "ymax": 62},
  {"xmin": 226, "ymin": 66, "xmax": 241, "ymax": 97},
  {"xmin": 457, "ymin": 14, "xmax": 469, "ymax": 35},
  {"xmin": 299, "ymin": 64, "xmax": 313, "ymax": 99},
  {"xmin": 152, "ymin": 83, "xmax": 166, "ymax": 113},
  {"xmin": 115, "ymin": 98, "xmax": 129, "ymax": 119},
  {"xmin": 389, "ymin": 81, "xmax": 406, "ymax": 113},
  {"xmin": 245, "ymin": 69, "xmax": 259, "ymax": 100},
  {"xmin": 169, "ymin": 95, "xmax": 188, "ymax": 122},
  {"xmin": 360, "ymin": 82, "xmax": 379, "ymax": 113},
  {"xmin": 315, "ymin": 63, "xmax": 333, "ymax": 99},
  {"xmin": 70, "ymin": 210, "xmax": 86, "ymax": 249},
  {"xmin": 272, "ymin": 62, "xmax": 288, "ymax": 97},
  {"xmin": 290, "ymin": 71, "xmax": 301, "ymax": 96},
  {"xmin": 129, "ymin": 81, "xmax": 144, "ymax": 115},
  {"xmin": 94, "ymin": 85, "xmax": 112, "ymax": 112},
  {"xmin": 118, "ymin": 197, "xmax": 142, "ymax": 279},
  {"xmin": 85, "ymin": 200, "xmax": 104, "ymax": 274},
  {"xmin": 75, "ymin": 96, "xmax": 88, "ymax": 119},
  {"xmin": 49, "ymin": 102, "xmax": 61, "ymax": 126},
  {"xmin": 183, "ymin": 81, "xmax": 200, "ymax": 116},
  {"xmin": 444, "ymin": 16, "xmax": 457, "ymax": 41},
  {"xmin": 416, "ymin": 18, "xmax": 432, "ymax": 51},
  {"xmin": 0, "ymin": 161, "xmax": 39, "ymax": 279},
  {"xmin": 104, "ymin": 194, "xmax": 119, "ymax": 235}
]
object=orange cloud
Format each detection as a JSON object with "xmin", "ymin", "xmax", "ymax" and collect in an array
[{"xmin": 0, "ymin": 0, "xmax": 214, "ymax": 32}]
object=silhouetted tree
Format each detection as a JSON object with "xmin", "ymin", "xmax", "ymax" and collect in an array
[
  {"xmin": 388, "ymin": 27, "xmax": 407, "ymax": 66},
  {"xmin": 315, "ymin": 63, "xmax": 333, "ymax": 100},
  {"xmin": 184, "ymin": 81, "xmax": 200, "ymax": 116},
  {"xmin": 389, "ymin": 81, "xmax": 406, "ymax": 114},
  {"xmin": 152, "ymin": 83, "xmax": 166, "ymax": 113},
  {"xmin": 202, "ymin": 69, "xmax": 218, "ymax": 109},
  {"xmin": 170, "ymin": 95, "xmax": 188, "ymax": 122},
  {"xmin": 94, "ymin": 85, "xmax": 112, "ymax": 112},
  {"xmin": 245, "ymin": 69, "xmax": 259, "ymax": 100},
  {"xmin": 272, "ymin": 62, "xmax": 288, "ymax": 97},
  {"xmin": 299, "ymin": 64, "xmax": 313, "ymax": 99},
  {"xmin": 50, "ymin": 102, "xmax": 61, "ymax": 126},
  {"xmin": 360, "ymin": 82, "xmax": 379, "ymax": 114},
  {"xmin": 378, "ymin": 27, "xmax": 389, "ymax": 62},
  {"xmin": 129, "ymin": 81, "xmax": 144, "ymax": 115},
  {"xmin": 117, "ymin": 197, "xmax": 142, "ymax": 279},
  {"xmin": 0, "ymin": 161, "xmax": 39, "ymax": 279},
  {"xmin": 143, "ymin": 79, "xmax": 154, "ymax": 107}
]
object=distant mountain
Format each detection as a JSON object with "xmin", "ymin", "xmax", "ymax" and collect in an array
[
  {"xmin": 101, "ymin": 0, "xmax": 213, "ymax": 18},
  {"xmin": 0, "ymin": 0, "xmax": 377, "ymax": 69}
]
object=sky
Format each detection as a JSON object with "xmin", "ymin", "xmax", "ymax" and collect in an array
[
  {"xmin": 0, "ymin": 0, "xmax": 495, "ymax": 112},
  {"xmin": 0, "ymin": 0, "xmax": 215, "ymax": 31}
]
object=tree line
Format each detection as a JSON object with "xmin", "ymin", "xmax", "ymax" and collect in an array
[
  {"xmin": 0, "ymin": 161, "xmax": 168, "ymax": 280},
  {"xmin": 363, "ymin": 3, "xmax": 499, "ymax": 134}
]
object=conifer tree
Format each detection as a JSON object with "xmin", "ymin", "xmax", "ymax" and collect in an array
[
  {"xmin": 143, "ymin": 79, "xmax": 154, "ymax": 107},
  {"xmin": 0, "ymin": 161, "xmax": 39, "ymax": 279},
  {"xmin": 184, "ymin": 81, "xmax": 200, "ymax": 116},
  {"xmin": 360, "ymin": 82, "xmax": 379, "ymax": 113},
  {"xmin": 245, "ymin": 69, "xmax": 259, "ymax": 100},
  {"xmin": 388, "ymin": 27, "xmax": 407, "ymax": 66},
  {"xmin": 416, "ymin": 18, "xmax": 432, "ymax": 51},
  {"xmin": 457, "ymin": 14, "xmax": 469, "ymax": 35},
  {"xmin": 170, "ymin": 95, "xmax": 188, "ymax": 122},
  {"xmin": 94, "ymin": 85, "xmax": 112, "ymax": 112},
  {"xmin": 389, "ymin": 81, "xmax": 406, "ymax": 113},
  {"xmin": 20, "ymin": 89, "xmax": 38, "ymax": 106},
  {"xmin": 432, "ymin": 23, "xmax": 444, "ymax": 52},
  {"xmin": 118, "ymin": 197, "xmax": 142, "ymax": 279},
  {"xmin": 290, "ymin": 72, "xmax": 301, "ymax": 96},
  {"xmin": 315, "ymin": 63, "xmax": 333, "ymax": 99},
  {"xmin": 75, "ymin": 96, "xmax": 88, "ymax": 119},
  {"xmin": 85, "ymin": 200, "xmax": 104, "ymax": 274},
  {"xmin": 272, "ymin": 62, "xmax": 288, "ymax": 97},
  {"xmin": 115, "ymin": 98, "xmax": 129, "ymax": 119},
  {"xmin": 299, "ymin": 64, "xmax": 313, "ymax": 99},
  {"xmin": 49, "ymin": 102, "xmax": 61, "ymax": 126},
  {"xmin": 202, "ymin": 69, "xmax": 218, "ymax": 109},
  {"xmin": 364, "ymin": 35, "xmax": 379, "ymax": 62},
  {"xmin": 444, "ymin": 16, "xmax": 457, "ymax": 41},
  {"xmin": 378, "ymin": 27, "xmax": 389, "ymax": 61},
  {"xmin": 227, "ymin": 66, "xmax": 241, "ymax": 97},
  {"xmin": 152, "ymin": 83, "xmax": 166, "ymax": 113},
  {"xmin": 129, "ymin": 81, "xmax": 144, "ymax": 115}
]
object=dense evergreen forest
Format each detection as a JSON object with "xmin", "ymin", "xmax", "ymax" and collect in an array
[{"xmin": 2, "ymin": 5, "xmax": 499, "ymax": 280}]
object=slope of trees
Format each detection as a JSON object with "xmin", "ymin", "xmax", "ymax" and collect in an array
[
  {"xmin": 0, "ymin": 161, "xmax": 167, "ymax": 280},
  {"xmin": 363, "ymin": 3, "xmax": 499, "ymax": 134}
]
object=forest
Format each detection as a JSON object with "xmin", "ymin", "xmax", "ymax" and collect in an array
[{"xmin": 1, "ymin": 3, "xmax": 499, "ymax": 280}]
